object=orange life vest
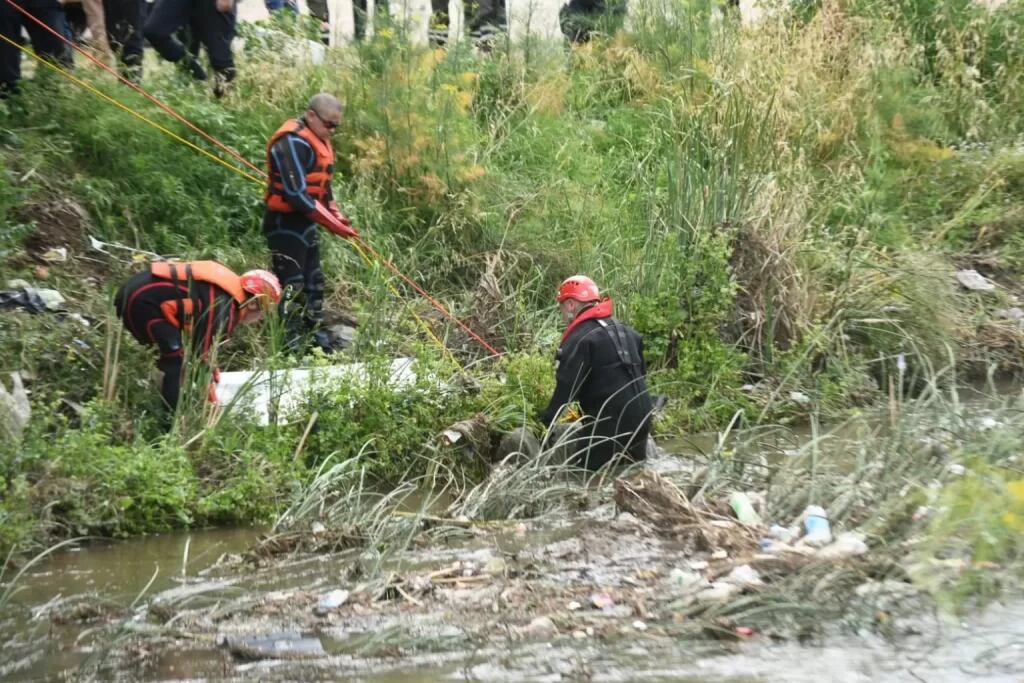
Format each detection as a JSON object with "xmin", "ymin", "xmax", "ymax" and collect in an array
[
  {"xmin": 265, "ymin": 118, "xmax": 335, "ymax": 213},
  {"xmin": 150, "ymin": 261, "xmax": 247, "ymax": 331}
]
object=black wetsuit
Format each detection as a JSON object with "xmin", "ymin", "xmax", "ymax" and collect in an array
[
  {"xmin": 539, "ymin": 310, "xmax": 653, "ymax": 469},
  {"xmin": 114, "ymin": 270, "xmax": 240, "ymax": 411},
  {"xmin": 263, "ymin": 120, "xmax": 333, "ymax": 352}
]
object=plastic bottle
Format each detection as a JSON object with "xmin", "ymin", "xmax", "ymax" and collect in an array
[
  {"xmin": 802, "ymin": 505, "xmax": 832, "ymax": 546},
  {"xmin": 729, "ymin": 492, "xmax": 763, "ymax": 526}
]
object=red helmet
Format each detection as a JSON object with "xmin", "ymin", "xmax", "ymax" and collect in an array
[
  {"xmin": 557, "ymin": 275, "xmax": 600, "ymax": 303},
  {"xmin": 240, "ymin": 269, "xmax": 282, "ymax": 305}
]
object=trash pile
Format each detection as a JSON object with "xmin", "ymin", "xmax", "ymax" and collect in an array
[
  {"xmin": 612, "ymin": 469, "xmax": 870, "ymax": 613},
  {"xmin": 1, "ymin": 280, "xmax": 67, "ymax": 313}
]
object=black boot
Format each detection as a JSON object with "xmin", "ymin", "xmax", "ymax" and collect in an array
[
  {"xmin": 212, "ymin": 67, "xmax": 235, "ymax": 98},
  {"xmin": 179, "ymin": 55, "xmax": 208, "ymax": 80},
  {"xmin": 120, "ymin": 55, "xmax": 144, "ymax": 84}
]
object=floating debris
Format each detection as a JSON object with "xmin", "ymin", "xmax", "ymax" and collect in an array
[
  {"xmin": 314, "ymin": 589, "xmax": 350, "ymax": 615},
  {"xmin": 220, "ymin": 632, "xmax": 325, "ymax": 661}
]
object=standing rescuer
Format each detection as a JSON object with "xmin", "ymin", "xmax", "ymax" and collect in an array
[
  {"xmin": 264, "ymin": 92, "xmax": 358, "ymax": 355},
  {"xmin": 538, "ymin": 275, "xmax": 654, "ymax": 469},
  {"xmin": 114, "ymin": 261, "xmax": 282, "ymax": 416}
]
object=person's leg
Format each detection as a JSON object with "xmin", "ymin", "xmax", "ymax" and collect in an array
[
  {"xmin": 82, "ymin": 0, "xmax": 115, "ymax": 59},
  {"xmin": 152, "ymin": 322, "xmax": 185, "ymax": 411},
  {"xmin": 265, "ymin": 211, "xmax": 313, "ymax": 354},
  {"xmin": 303, "ymin": 228, "xmax": 330, "ymax": 350},
  {"xmin": 118, "ymin": 274, "xmax": 185, "ymax": 414},
  {"xmin": 62, "ymin": 1, "xmax": 87, "ymax": 41},
  {"xmin": 143, "ymin": 0, "xmax": 206, "ymax": 77},
  {"xmin": 22, "ymin": 1, "xmax": 72, "ymax": 67},
  {"xmin": 0, "ymin": 4, "xmax": 23, "ymax": 96},
  {"xmin": 193, "ymin": 0, "xmax": 234, "ymax": 96},
  {"xmin": 575, "ymin": 416, "xmax": 648, "ymax": 470},
  {"xmin": 106, "ymin": 0, "xmax": 144, "ymax": 80}
]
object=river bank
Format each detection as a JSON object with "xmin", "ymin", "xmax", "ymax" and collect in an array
[
  {"xmin": 2, "ymin": 7, "xmax": 1024, "ymax": 674},
  {"xmin": 2, "ymin": 379, "xmax": 1022, "ymax": 680}
]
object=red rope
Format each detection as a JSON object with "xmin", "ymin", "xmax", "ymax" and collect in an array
[
  {"xmin": 2, "ymin": 0, "xmax": 265, "ymax": 178},
  {"xmin": 354, "ymin": 237, "xmax": 502, "ymax": 358}
]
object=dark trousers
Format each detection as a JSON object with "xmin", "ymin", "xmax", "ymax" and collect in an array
[
  {"xmin": 143, "ymin": 0, "xmax": 235, "ymax": 73},
  {"xmin": 61, "ymin": 2, "xmax": 86, "ymax": 39},
  {"xmin": 65, "ymin": 0, "xmax": 143, "ymax": 69},
  {"xmin": 264, "ymin": 210, "xmax": 324, "ymax": 350},
  {"xmin": 105, "ymin": 0, "xmax": 145, "ymax": 74},
  {"xmin": 114, "ymin": 271, "xmax": 185, "ymax": 411},
  {"xmin": 495, "ymin": 422, "xmax": 648, "ymax": 470},
  {"xmin": 575, "ymin": 417, "xmax": 648, "ymax": 469},
  {"xmin": 0, "ymin": 0, "xmax": 69, "ymax": 95}
]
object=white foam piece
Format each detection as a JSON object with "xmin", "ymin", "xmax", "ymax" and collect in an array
[{"xmin": 214, "ymin": 357, "xmax": 418, "ymax": 425}]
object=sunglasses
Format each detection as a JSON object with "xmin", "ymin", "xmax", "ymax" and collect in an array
[{"xmin": 311, "ymin": 110, "xmax": 340, "ymax": 130}]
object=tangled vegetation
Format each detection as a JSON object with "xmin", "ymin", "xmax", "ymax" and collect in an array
[{"xmin": 1, "ymin": 0, "xmax": 1023, "ymax": 561}]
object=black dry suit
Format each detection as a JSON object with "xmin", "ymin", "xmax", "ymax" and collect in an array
[{"xmin": 538, "ymin": 300, "xmax": 654, "ymax": 469}]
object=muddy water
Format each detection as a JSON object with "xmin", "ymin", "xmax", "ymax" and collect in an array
[
  {"xmin": 3, "ymin": 382, "xmax": 1023, "ymax": 682},
  {"xmin": 0, "ymin": 528, "xmax": 262, "ymax": 680},
  {"xmin": 4, "ymin": 518, "xmax": 1023, "ymax": 681}
]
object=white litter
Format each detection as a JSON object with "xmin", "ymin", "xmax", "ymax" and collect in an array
[
  {"xmin": 722, "ymin": 564, "xmax": 764, "ymax": 588},
  {"xmin": 42, "ymin": 247, "xmax": 68, "ymax": 263},
  {"xmin": 955, "ymin": 269, "xmax": 996, "ymax": 291},
  {"xmin": 816, "ymin": 532, "xmax": 869, "ymax": 561},
  {"xmin": 0, "ymin": 372, "xmax": 30, "ymax": 440},
  {"xmin": 214, "ymin": 357, "xmax": 419, "ymax": 425}
]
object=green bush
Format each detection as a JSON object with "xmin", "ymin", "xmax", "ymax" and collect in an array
[{"xmin": 298, "ymin": 350, "xmax": 489, "ymax": 478}]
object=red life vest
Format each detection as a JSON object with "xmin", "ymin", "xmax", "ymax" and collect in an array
[
  {"xmin": 150, "ymin": 261, "xmax": 246, "ymax": 333},
  {"xmin": 265, "ymin": 118, "xmax": 335, "ymax": 213}
]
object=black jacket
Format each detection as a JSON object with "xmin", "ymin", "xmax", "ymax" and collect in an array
[{"xmin": 539, "ymin": 312, "xmax": 654, "ymax": 444}]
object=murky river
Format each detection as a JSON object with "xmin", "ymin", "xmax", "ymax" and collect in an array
[
  {"xmin": 3, "ymin": 379, "xmax": 1023, "ymax": 681},
  {"xmin": 3, "ymin": 520, "xmax": 1023, "ymax": 681}
]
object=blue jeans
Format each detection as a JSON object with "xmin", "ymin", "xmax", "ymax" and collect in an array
[{"xmin": 265, "ymin": 0, "xmax": 298, "ymax": 12}]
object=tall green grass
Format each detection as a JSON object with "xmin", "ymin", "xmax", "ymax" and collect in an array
[{"xmin": 1, "ymin": 0, "xmax": 1023, "ymax": 554}]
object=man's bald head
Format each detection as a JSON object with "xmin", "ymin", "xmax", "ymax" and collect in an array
[
  {"xmin": 306, "ymin": 93, "xmax": 343, "ymax": 141},
  {"xmin": 308, "ymin": 93, "xmax": 341, "ymax": 117}
]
